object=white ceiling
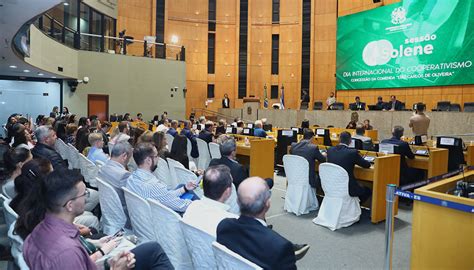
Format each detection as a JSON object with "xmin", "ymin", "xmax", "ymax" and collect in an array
[{"xmin": 0, "ymin": 0, "xmax": 64, "ymax": 79}]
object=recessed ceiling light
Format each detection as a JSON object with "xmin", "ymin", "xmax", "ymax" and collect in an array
[
  {"xmin": 63, "ymin": 2, "xmax": 69, "ymax": 6},
  {"xmin": 9, "ymin": 65, "xmax": 17, "ymax": 69},
  {"xmin": 52, "ymin": 76, "xmax": 57, "ymax": 78},
  {"xmin": 38, "ymin": 73, "xmax": 44, "ymax": 76},
  {"xmin": 23, "ymin": 69, "xmax": 30, "ymax": 73}
]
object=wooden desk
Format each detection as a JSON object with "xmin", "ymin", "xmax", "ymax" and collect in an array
[
  {"xmin": 236, "ymin": 139, "xmax": 275, "ymax": 180},
  {"xmin": 411, "ymin": 171, "xmax": 474, "ymax": 269},
  {"xmin": 464, "ymin": 145, "xmax": 474, "ymax": 166},
  {"xmin": 317, "ymin": 146, "xmax": 400, "ymax": 223},
  {"xmin": 407, "ymin": 146, "xmax": 449, "ymax": 178},
  {"xmin": 328, "ymin": 127, "xmax": 378, "ymax": 141}
]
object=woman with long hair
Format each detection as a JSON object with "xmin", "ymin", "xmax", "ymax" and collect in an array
[
  {"xmin": 152, "ymin": 131, "xmax": 169, "ymax": 159},
  {"xmin": 11, "ymin": 123, "xmax": 34, "ymax": 149},
  {"xmin": 168, "ymin": 134, "xmax": 189, "ymax": 169},
  {"xmin": 1, "ymin": 147, "xmax": 32, "ymax": 198}
]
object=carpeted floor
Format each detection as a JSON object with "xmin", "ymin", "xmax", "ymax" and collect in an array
[{"xmin": 267, "ymin": 174, "xmax": 413, "ymax": 270}]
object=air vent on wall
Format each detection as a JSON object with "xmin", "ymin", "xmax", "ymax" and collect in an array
[{"xmin": 58, "ymin": 66, "xmax": 63, "ymax": 72}]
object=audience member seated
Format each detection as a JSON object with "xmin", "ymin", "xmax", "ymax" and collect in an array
[
  {"xmin": 381, "ymin": 126, "xmax": 423, "ymax": 186},
  {"xmin": 152, "ymin": 132, "xmax": 170, "ymax": 159},
  {"xmin": 131, "ymin": 127, "xmax": 146, "ymax": 146},
  {"xmin": 217, "ymin": 177, "xmax": 308, "ymax": 269},
  {"xmin": 23, "ymin": 169, "xmax": 173, "ymax": 270},
  {"xmin": 209, "ymin": 136, "xmax": 273, "ymax": 190},
  {"xmin": 327, "ymin": 132, "xmax": 372, "ymax": 203},
  {"xmin": 65, "ymin": 123, "xmax": 78, "ymax": 145},
  {"xmin": 135, "ymin": 113, "xmax": 144, "ymax": 122},
  {"xmin": 156, "ymin": 119, "xmax": 169, "ymax": 133},
  {"xmin": 11, "ymin": 123, "xmax": 34, "ymax": 150},
  {"xmin": 99, "ymin": 121, "xmax": 112, "ymax": 154},
  {"xmin": 346, "ymin": 112, "xmax": 359, "ymax": 129},
  {"xmin": 326, "ymin": 91, "xmax": 336, "ymax": 110},
  {"xmin": 353, "ymin": 124, "xmax": 374, "ymax": 151},
  {"xmin": 253, "ymin": 120, "xmax": 267, "ymax": 138},
  {"xmin": 87, "ymin": 133, "xmax": 109, "ymax": 164},
  {"xmin": 183, "ymin": 165, "xmax": 238, "ymax": 236},
  {"xmin": 198, "ymin": 121, "xmax": 215, "ymax": 144},
  {"xmin": 75, "ymin": 123, "xmax": 91, "ymax": 154},
  {"xmin": 363, "ymin": 119, "xmax": 373, "ymax": 130},
  {"xmin": 169, "ymin": 134, "xmax": 191, "ymax": 169},
  {"xmin": 110, "ymin": 121, "xmax": 131, "ymax": 144},
  {"xmin": 236, "ymin": 120, "xmax": 244, "ymax": 134},
  {"xmin": 388, "ymin": 95, "xmax": 403, "ymax": 111},
  {"xmin": 167, "ymin": 120, "xmax": 179, "ymax": 137},
  {"xmin": 98, "ymin": 141, "xmax": 133, "ymax": 225},
  {"xmin": 409, "ymin": 103, "xmax": 430, "ymax": 136},
  {"xmin": 180, "ymin": 120, "xmax": 199, "ymax": 159},
  {"xmin": 289, "ymin": 129, "xmax": 326, "ymax": 190},
  {"xmin": 31, "ymin": 126, "xmax": 68, "ymax": 170},
  {"xmin": 126, "ymin": 143, "xmax": 198, "ymax": 213},
  {"xmin": 1, "ymin": 147, "xmax": 32, "ymax": 198},
  {"xmin": 350, "ymin": 96, "xmax": 366, "ymax": 111},
  {"xmin": 301, "ymin": 119, "xmax": 310, "ymax": 129},
  {"xmin": 137, "ymin": 130, "xmax": 154, "ymax": 145}
]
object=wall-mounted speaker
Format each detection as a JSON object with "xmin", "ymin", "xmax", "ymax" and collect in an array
[{"xmin": 68, "ymin": 80, "xmax": 79, "ymax": 92}]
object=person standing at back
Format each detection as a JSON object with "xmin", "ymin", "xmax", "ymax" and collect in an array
[
  {"xmin": 409, "ymin": 103, "xmax": 430, "ymax": 136},
  {"xmin": 326, "ymin": 132, "xmax": 372, "ymax": 203},
  {"xmin": 222, "ymin": 93, "xmax": 230, "ymax": 108}
]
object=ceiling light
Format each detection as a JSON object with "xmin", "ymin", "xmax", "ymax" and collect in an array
[
  {"xmin": 38, "ymin": 73, "xmax": 44, "ymax": 76},
  {"xmin": 23, "ymin": 69, "xmax": 30, "ymax": 73},
  {"xmin": 52, "ymin": 76, "xmax": 57, "ymax": 78},
  {"xmin": 63, "ymin": 2, "xmax": 69, "ymax": 6},
  {"xmin": 9, "ymin": 65, "xmax": 17, "ymax": 69}
]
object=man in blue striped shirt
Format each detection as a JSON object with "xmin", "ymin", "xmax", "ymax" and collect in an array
[{"xmin": 126, "ymin": 143, "xmax": 198, "ymax": 213}]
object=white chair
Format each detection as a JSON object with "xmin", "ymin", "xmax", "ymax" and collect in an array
[
  {"xmin": 148, "ymin": 199, "xmax": 193, "ymax": 269},
  {"xmin": 196, "ymin": 138, "xmax": 211, "ymax": 170},
  {"xmin": 108, "ymin": 142, "xmax": 115, "ymax": 153},
  {"xmin": 54, "ymin": 138, "xmax": 69, "ymax": 160},
  {"xmin": 122, "ymin": 187, "xmax": 155, "ymax": 243},
  {"xmin": 8, "ymin": 221, "xmax": 29, "ymax": 270},
  {"xmin": 96, "ymin": 178, "xmax": 127, "ymax": 235},
  {"xmin": 78, "ymin": 153, "xmax": 98, "ymax": 188},
  {"xmin": 1, "ymin": 195, "xmax": 18, "ymax": 235},
  {"xmin": 165, "ymin": 134, "xmax": 174, "ymax": 150},
  {"xmin": 180, "ymin": 220, "xmax": 217, "ymax": 270},
  {"xmin": 2, "ymin": 180, "xmax": 15, "ymax": 200},
  {"xmin": 153, "ymin": 157, "xmax": 176, "ymax": 188},
  {"xmin": 167, "ymin": 157, "xmax": 185, "ymax": 187},
  {"xmin": 209, "ymin": 142, "xmax": 221, "ymax": 159},
  {"xmin": 94, "ymin": 160, "xmax": 105, "ymax": 168},
  {"xmin": 186, "ymin": 138, "xmax": 192, "ymax": 159},
  {"xmin": 282, "ymin": 155, "xmax": 319, "ymax": 216},
  {"xmin": 212, "ymin": 242, "xmax": 262, "ymax": 270},
  {"xmin": 175, "ymin": 166, "xmax": 198, "ymax": 186},
  {"xmin": 67, "ymin": 143, "xmax": 81, "ymax": 169},
  {"xmin": 313, "ymin": 163, "xmax": 361, "ymax": 231}
]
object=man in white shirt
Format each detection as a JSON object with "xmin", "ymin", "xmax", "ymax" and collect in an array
[
  {"xmin": 183, "ymin": 165, "xmax": 238, "ymax": 237},
  {"xmin": 126, "ymin": 143, "xmax": 198, "ymax": 213}
]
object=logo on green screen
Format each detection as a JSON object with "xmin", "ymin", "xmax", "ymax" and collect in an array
[{"xmin": 336, "ymin": 0, "xmax": 474, "ymax": 90}]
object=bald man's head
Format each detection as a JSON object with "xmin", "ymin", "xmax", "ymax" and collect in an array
[{"xmin": 237, "ymin": 177, "xmax": 271, "ymax": 217}]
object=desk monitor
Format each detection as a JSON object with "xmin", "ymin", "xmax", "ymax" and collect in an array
[
  {"xmin": 378, "ymin": 143, "xmax": 400, "ymax": 154},
  {"xmin": 436, "ymin": 136, "xmax": 465, "ymax": 171},
  {"xmin": 192, "ymin": 124, "xmax": 202, "ymax": 130},
  {"xmin": 368, "ymin": 105, "xmax": 381, "ymax": 111},
  {"xmin": 350, "ymin": 138, "xmax": 363, "ymax": 150},
  {"xmin": 316, "ymin": 128, "xmax": 331, "ymax": 146},
  {"xmin": 192, "ymin": 124, "xmax": 198, "ymax": 130},
  {"xmin": 414, "ymin": 135, "xmax": 428, "ymax": 145},
  {"xmin": 243, "ymin": 128, "xmax": 254, "ymax": 136},
  {"xmin": 226, "ymin": 127, "xmax": 236, "ymax": 134},
  {"xmin": 291, "ymin": 127, "xmax": 303, "ymax": 134},
  {"xmin": 247, "ymin": 123, "xmax": 254, "ymax": 128},
  {"xmin": 263, "ymin": 124, "xmax": 273, "ymax": 131}
]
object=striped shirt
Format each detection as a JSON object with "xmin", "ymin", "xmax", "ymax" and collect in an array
[{"xmin": 126, "ymin": 168, "xmax": 191, "ymax": 212}]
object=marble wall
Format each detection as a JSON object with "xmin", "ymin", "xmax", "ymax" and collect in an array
[{"xmin": 220, "ymin": 109, "xmax": 474, "ymax": 141}]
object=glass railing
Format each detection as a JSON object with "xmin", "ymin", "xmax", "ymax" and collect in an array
[{"xmin": 31, "ymin": 5, "xmax": 185, "ymax": 61}]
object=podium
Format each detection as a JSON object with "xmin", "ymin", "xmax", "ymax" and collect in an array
[{"xmin": 243, "ymin": 97, "xmax": 260, "ymax": 122}]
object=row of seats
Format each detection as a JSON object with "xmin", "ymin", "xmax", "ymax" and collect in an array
[
  {"xmin": 283, "ymin": 155, "xmax": 361, "ymax": 231},
  {"xmin": 302, "ymin": 101, "xmax": 474, "ymax": 111}
]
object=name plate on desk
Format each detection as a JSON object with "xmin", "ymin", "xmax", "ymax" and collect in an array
[{"xmin": 439, "ymin": 137, "xmax": 455, "ymax": 146}]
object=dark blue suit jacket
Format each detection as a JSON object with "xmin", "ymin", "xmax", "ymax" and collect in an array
[
  {"xmin": 290, "ymin": 140, "xmax": 326, "ymax": 188},
  {"xmin": 327, "ymin": 144, "xmax": 371, "ymax": 197},
  {"xmin": 166, "ymin": 128, "xmax": 178, "ymax": 137},
  {"xmin": 209, "ymin": 157, "xmax": 248, "ymax": 189},
  {"xmin": 198, "ymin": 129, "xmax": 213, "ymax": 144},
  {"xmin": 217, "ymin": 216, "xmax": 296, "ymax": 270},
  {"xmin": 381, "ymin": 137, "xmax": 419, "ymax": 185}
]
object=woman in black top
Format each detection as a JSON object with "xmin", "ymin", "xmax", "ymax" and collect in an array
[{"xmin": 168, "ymin": 134, "xmax": 189, "ymax": 169}]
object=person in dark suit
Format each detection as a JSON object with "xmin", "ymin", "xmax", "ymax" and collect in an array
[
  {"xmin": 167, "ymin": 120, "xmax": 179, "ymax": 137},
  {"xmin": 290, "ymin": 129, "xmax": 326, "ymax": 189},
  {"xmin": 180, "ymin": 121, "xmax": 199, "ymax": 159},
  {"xmin": 388, "ymin": 95, "xmax": 403, "ymax": 111},
  {"xmin": 197, "ymin": 121, "xmax": 214, "ymax": 144},
  {"xmin": 375, "ymin": 96, "xmax": 386, "ymax": 111},
  {"xmin": 222, "ymin": 93, "xmax": 230, "ymax": 108},
  {"xmin": 217, "ymin": 177, "xmax": 307, "ymax": 269},
  {"xmin": 209, "ymin": 136, "xmax": 273, "ymax": 189},
  {"xmin": 31, "ymin": 126, "xmax": 68, "ymax": 170},
  {"xmin": 381, "ymin": 126, "xmax": 423, "ymax": 186},
  {"xmin": 327, "ymin": 131, "xmax": 372, "ymax": 203},
  {"xmin": 350, "ymin": 96, "xmax": 366, "ymax": 110}
]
